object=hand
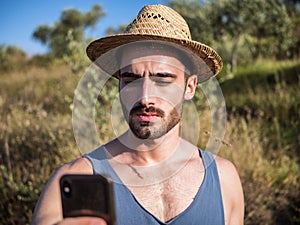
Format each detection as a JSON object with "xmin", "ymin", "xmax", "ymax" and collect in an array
[{"xmin": 55, "ymin": 217, "xmax": 107, "ymax": 225}]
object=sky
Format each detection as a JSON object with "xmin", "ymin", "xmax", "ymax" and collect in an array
[{"xmin": 0, "ymin": 0, "xmax": 167, "ymax": 56}]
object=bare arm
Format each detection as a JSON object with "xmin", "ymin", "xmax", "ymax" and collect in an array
[
  {"xmin": 31, "ymin": 157, "xmax": 106, "ymax": 225},
  {"xmin": 216, "ymin": 156, "xmax": 245, "ymax": 225}
]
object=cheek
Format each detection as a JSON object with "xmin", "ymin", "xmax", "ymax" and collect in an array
[
  {"xmin": 162, "ymin": 85, "xmax": 185, "ymax": 108},
  {"xmin": 119, "ymin": 87, "xmax": 138, "ymax": 113}
]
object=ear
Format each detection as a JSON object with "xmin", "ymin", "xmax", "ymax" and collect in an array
[{"xmin": 184, "ymin": 75, "xmax": 197, "ymax": 100}]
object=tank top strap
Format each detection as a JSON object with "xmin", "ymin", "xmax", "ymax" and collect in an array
[
  {"xmin": 83, "ymin": 146, "xmax": 121, "ymax": 182},
  {"xmin": 199, "ymin": 149, "xmax": 215, "ymax": 169}
]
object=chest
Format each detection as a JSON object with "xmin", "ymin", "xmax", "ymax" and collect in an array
[{"xmin": 128, "ymin": 158, "xmax": 205, "ymax": 222}]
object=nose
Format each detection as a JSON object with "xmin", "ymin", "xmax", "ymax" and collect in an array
[{"xmin": 140, "ymin": 77, "xmax": 154, "ymax": 106}]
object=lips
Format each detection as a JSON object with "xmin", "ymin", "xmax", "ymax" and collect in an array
[
  {"xmin": 136, "ymin": 113, "xmax": 159, "ymax": 122},
  {"xmin": 130, "ymin": 106, "xmax": 165, "ymax": 123}
]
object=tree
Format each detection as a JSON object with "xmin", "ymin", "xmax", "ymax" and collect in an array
[
  {"xmin": 168, "ymin": 1, "xmax": 215, "ymax": 45},
  {"xmin": 32, "ymin": 4, "xmax": 105, "ymax": 58},
  {"xmin": 0, "ymin": 45, "xmax": 27, "ymax": 69},
  {"xmin": 105, "ymin": 24, "xmax": 127, "ymax": 35},
  {"xmin": 169, "ymin": 0, "xmax": 294, "ymax": 71},
  {"xmin": 282, "ymin": 0, "xmax": 300, "ymax": 58}
]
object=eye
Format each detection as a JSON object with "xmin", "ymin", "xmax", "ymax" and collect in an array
[
  {"xmin": 150, "ymin": 73, "xmax": 175, "ymax": 86},
  {"xmin": 122, "ymin": 78, "xmax": 135, "ymax": 85},
  {"xmin": 120, "ymin": 72, "xmax": 141, "ymax": 85},
  {"xmin": 153, "ymin": 78, "xmax": 172, "ymax": 85}
]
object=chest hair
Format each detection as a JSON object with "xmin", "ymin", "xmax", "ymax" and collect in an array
[{"xmin": 128, "ymin": 156, "xmax": 204, "ymax": 222}]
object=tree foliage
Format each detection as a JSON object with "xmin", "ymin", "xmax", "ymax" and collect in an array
[
  {"xmin": 0, "ymin": 45, "xmax": 27, "ymax": 70},
  {"xmin": 0, "ymin": 45, "xmax": 26, "ymax": 62},
  {"xmin": 169, "ymin": 0, "xmax": 297, "ymax": 71},
  {"xmin": 32, "ymin": 5, "xmax": 105, "ymax": 58},
  {"xmin": 105, "ymin": 24, "xmax": 127, "ymax": 35},
  {"xmin": 31, "ymin": 1, "xmax": 299, "ymax": 70}
]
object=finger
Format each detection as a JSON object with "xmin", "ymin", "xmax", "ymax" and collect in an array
[{"xmin": 55, "ymin": 217, "xmax": 107, "ymax": 225}]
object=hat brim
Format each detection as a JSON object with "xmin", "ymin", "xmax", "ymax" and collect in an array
[{"xmin": 86, "ymin": 34, "xmax": 223, "ymax": 83}]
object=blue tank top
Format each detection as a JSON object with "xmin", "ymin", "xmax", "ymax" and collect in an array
[{"xmin": 84, "ymin": 147, "xmax": 225, "ymax": 225}]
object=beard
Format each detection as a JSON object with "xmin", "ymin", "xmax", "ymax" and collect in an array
[{"xmin": 128, "ymin": 104, "xmax": 182, "ymax": 140}]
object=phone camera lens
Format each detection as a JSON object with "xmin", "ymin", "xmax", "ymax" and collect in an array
[
  {"xmin": 62, "ymin": 181, "xmax": 72, "ymax": 198},
  {"xmin": 64, "ymin": 186, "xmax": 71, "ymax": 193}
]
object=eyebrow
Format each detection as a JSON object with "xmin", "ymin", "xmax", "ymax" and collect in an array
[
  {"xmin": 119, "ymin": 72, "xmax": 141, "ymax": 78},
  {"xmin": 153, "ymin": 72, "xmax": 177, "ymax": 78},
  {"xmin": 119, "ymin": 72, "xmax": 177, "ymax": 78}
]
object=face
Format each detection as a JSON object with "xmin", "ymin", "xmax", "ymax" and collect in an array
[{"xmin": 118, "ymin": 47, "xmax": 197, "ymax": 140}]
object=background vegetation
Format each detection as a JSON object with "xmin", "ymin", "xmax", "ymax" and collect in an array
[{"xmin": 0, "ymin": 0, "xmax": 299, "ymax": 224}]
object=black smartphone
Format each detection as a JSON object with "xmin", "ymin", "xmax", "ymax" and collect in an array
[{"xmin": 60, "ymin": 174, "xmax": 116, "ymax": 225}]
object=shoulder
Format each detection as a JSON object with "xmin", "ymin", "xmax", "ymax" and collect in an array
[
  {"xmin": 58, "ymin": 157, "xmax": 94, "ymax": 175},
  {"xmin": 214, "ymin": 155, "xmax": 243, "ymax": 196},
  {"xmin": 214, "ymin": 155, "xmax": 245, "ymax": 225},
  {"xmin": 46, "ymin": 157, "xmax": 94, "ymax": 191},
  {"xmin": 49, "ymin": 157, "xmax": 94, "ymax": 183},
  {"xmin": 214, "ymin": 155, "xmax": 240, "ymax": 180}
]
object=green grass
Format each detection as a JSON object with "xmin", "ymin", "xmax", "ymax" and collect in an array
[
  {"xmin": 218, "ymin": 59, "xmax": 300, "ymax": 224},
  {"xmin": 0, "ymin": 59, "xmax": 299, "ymax": 224},
  {"xmin": 221, "ymin": 60, "xmax": 299, "ymax": 155}
]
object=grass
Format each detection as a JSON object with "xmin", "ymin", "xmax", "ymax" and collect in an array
[
  {"xmin": 0, "ymin": 59, "xmax": 299, "ymax": 224},
  {"xmin": 0, "ymin": 62, "xmax": 81, "ymax": 224},
  {"xmin": 219, "ymin": 117, "xmax": 299, "ymax": 224},
  {"xmin": 218, "ymin": 59, "xmax": 300, "ymax": 224}
]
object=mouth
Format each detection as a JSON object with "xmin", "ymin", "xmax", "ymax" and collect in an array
[
  {"xmin": 129, "ymin": 106, "xmax": 165, "ymax": 124},
  {"xmin": 136, "ymin": 112, "xmax": 160, "ymax": 122}
]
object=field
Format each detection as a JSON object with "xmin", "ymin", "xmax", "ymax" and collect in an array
[{"xmin": 0, "ymin": 59, "xmax": 299, "ymax": 224}]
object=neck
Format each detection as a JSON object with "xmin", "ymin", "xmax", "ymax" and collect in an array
[
  {"xmin": 107, "ymin": 124, "xmax": 181, "ymax": 166},
  {"xmin": 105, "ymin": 125, "xmax": 199, "ymax": 187}
]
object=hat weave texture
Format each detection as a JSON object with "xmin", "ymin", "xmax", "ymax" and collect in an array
[{"xmin": 86, "ymin": 4, "xmax": 223, "ymax": 82}]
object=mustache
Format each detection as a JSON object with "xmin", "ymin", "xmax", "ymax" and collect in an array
[{"xmin": 130, "ymin": 105, "xmax": 165, "ymax": 117}]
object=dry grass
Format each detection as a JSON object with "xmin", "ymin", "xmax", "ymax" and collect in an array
[{"xmin": 0, "ymin": 59, "xmax": 299, "ymax": 224}]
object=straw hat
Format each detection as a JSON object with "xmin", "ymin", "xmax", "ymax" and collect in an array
[{"xmin": 86, "ymin": 4, "xmax": 223, "ymax": 83}]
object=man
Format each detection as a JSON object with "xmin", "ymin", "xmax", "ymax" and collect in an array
[{"xmin": 32, "ymin": 4, "xmax": 244, "ymax": 225}]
